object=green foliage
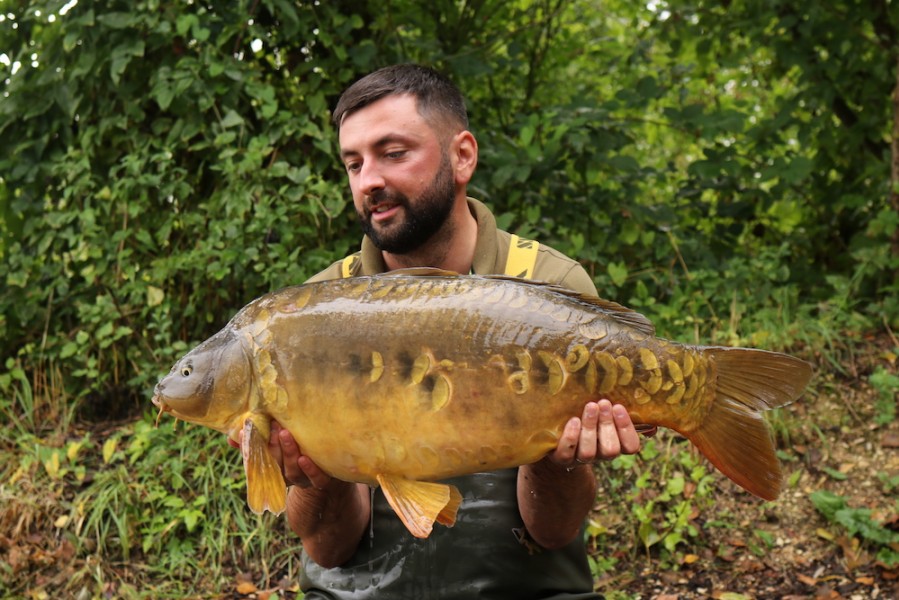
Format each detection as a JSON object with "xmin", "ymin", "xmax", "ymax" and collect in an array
[
  {"xmin": 869, "ymin": 364, "xmax": 899, "ymax": 425},
  {"xmin": 1, "ymin": 0, "xmax": 365, "ymax": 415},
  {"xmin": 588, "ymin": 435, "xmax": 717, "ymax": 572},
  {"xmin": 0, "ymin": 411, "xmax": 299, "ymax": 597},
  {"xmin": 810, "ymin": 490, "xmax": 899, "ymax": 568}
]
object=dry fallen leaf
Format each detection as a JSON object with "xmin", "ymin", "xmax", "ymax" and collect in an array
[
  {"xmin": 715, "ymin": 593, "xmax": 752, "ymax": 600},
  {"xmin": 235, "ymin": 572, "xmax": 257, "ymax": 595},
  {"xmin": 837, "ymin": 535, "xmax": 869, "ymax": 571}
]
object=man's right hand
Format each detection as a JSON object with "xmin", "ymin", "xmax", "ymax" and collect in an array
[{"xmin": 268, "ymin": 421, "xmax": 334, "ymax": 489}]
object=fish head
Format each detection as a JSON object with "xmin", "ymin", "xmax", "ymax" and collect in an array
[{"xmin": 152, "ymin": 328, "xmax": 251, "ymax": 431}]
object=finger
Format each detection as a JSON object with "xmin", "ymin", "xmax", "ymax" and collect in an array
[
  {"xmin": 297, "ymin": 455, "xmax": 332, "ymax": 490},
  {"xmin": 549, "ymin": 416, "xmax": 581, "ymax": 465},
  {"xmin": 576, "ymin": 402, "xmax": 600, "ymax": 463},
  {"xmin": 612, "ymin": 404, "xmax": 642, "ymax": 455},
  {"xmin": 268, "ymin": 421, "xmax": 284, "ymax": 466},
  {"xmin": 228, "ymin": 426, "xmax": 246, "ymax": 449},
  {"xmin": 278, "ymin": 427, "xmax": 308, "ymax": 487},
  {"xmin": 596, "ymin": 399, "xmax": 621, "ymax": 460}
]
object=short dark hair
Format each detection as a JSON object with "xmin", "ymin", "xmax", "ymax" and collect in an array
[{"xmin": 332, "ymin": 64, "xmax": 469, "ymax": 134}]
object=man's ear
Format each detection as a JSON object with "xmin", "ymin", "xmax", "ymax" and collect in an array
[{"xmin": 450, "ymin": 130, "xmax": 478, "ymax": 185}]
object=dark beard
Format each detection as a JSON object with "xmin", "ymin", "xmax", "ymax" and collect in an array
[{"xmin": 359, "ymin": 155, "xmax": 456, "ymax": 255}]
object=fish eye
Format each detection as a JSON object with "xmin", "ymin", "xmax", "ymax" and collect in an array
[{"xmin": 180, "ymin": 366, "xmax": 192, "ymax": 377}]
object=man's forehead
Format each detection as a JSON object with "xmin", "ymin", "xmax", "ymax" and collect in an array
[
  {"xmin": 340, "ymin": 94, "xmax": 421, "ymax": 128},
  {"xmin": 338, "ymin": 95, "xmax": 434, "ymax": 151}
]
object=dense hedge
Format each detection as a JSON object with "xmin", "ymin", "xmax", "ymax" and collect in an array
[{"xmin": 1, "ymin": 0, "xmax": 897, "ymax": 415}]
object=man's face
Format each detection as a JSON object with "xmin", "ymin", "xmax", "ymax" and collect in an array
[{"xmin": 338, "ymin": 94, "xmax": 458, "ymax": 254}]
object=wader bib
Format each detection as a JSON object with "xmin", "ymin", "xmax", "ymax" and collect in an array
[{"xmin": 299, "ymin": 233, "xmax": 601, "ymax": 600}]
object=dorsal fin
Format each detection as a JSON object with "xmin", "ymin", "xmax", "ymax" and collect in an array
[
  {"xmin": 373, "ymin": 270, "xmax": 656, "ymax": 337},
  {"xmin": 478, "ymin": 273, "xmax": 657, "ymax": 337}
]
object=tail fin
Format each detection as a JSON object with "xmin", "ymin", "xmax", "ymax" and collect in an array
[{"xmin": 687, "ymin": 348, "xmax": 813, "ymax": 501}]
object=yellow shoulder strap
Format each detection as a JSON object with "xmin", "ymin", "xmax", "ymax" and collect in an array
[
  {"xmin": 340, "ymin": 253, "xmax": 360, "ymax": 278},
  {"xmin": 504, "ymin": 234, "xmax": 539, "ymax": 278},
  {"xmin": 338, "ymin": 237, "xmax": 537, "ymax": 279}
]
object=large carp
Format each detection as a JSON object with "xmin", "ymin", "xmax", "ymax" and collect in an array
[{"xmin": 152, "ymin": 269, "xmax": 813, "ymax": 538}]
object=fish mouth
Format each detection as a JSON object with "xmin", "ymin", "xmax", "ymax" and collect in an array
[{"xmin": 151, "ymin": 393, "xmax": 171, "ymax": 427}]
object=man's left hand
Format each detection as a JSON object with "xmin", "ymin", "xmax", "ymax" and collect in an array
[{"xmin": 548, "ymin": 399, "xmax": 650, "ymax": 468}]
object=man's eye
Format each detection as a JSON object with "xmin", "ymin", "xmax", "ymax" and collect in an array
[
  {"xmin": 386, "ymin": 151, "xmax": 406, "ymax": 159},
  {"xmin": 345, "ymin": 162, "xmax": 361, "ymax": 173}
]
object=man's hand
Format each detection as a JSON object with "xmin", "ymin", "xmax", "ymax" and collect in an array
[
  {"xmin": 227, "ymin": 422, "xmax": 370, "ymax": 567},
  {"xmin": 547, "ymin": 399, "xmax": 653, "ymax": 468},
  {"xmin": 228, "ymin": 421, "xmax": 333, "ymax": 490}
]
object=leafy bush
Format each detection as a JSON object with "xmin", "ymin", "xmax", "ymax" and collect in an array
[
  {"xmin": 811, "ymin": 490, "xmax": 899, "ymax": 569},
  {"xmin": 2, "ymin": 0, "xmax": 897, "ymax": 414}
]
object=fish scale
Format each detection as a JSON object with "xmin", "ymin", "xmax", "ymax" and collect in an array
[{"xmin": 152, "ymin": 269, "xmax": 813, "ymax": 539}]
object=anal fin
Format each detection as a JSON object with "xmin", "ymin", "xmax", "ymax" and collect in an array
[
  {"xmin": 377, "ymin": 474, "xmax": 462, "ymax": 538},
  {"xmin": 241, "ymin": 418, "xmax": 288, "ymax": 515}
]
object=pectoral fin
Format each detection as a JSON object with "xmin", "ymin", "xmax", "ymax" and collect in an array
[
  {"xmin": 241, "ymin": 418, "xmax": 287, "ymax": 515},
  {"xmin": 376, "ymin": 474, "xmax": 463, "ymax": 538}
]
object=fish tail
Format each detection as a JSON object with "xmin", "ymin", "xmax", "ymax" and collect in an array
[{"xmin": 687, "ymin": 348, "xmax": 812, "ymax": 501}]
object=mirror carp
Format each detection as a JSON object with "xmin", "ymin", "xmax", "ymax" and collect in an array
[{"xmin": 152, "ymin": 269, "xmax": 813, "ymax": 539}]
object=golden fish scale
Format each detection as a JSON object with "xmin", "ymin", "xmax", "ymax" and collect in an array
[{"xmin": 241, "ymin": 276, "xmax": 717, "ymax": 485}]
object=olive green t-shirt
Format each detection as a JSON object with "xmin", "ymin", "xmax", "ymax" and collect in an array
[{"xmin": 306, "ymin": 198, "xmax": 597, "ymax": 298}]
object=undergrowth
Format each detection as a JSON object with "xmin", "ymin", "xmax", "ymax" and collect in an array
[
  {"xmin": 1, "ymin": 286, "xmax": 894, "ymax": 598},
  {"xmin": 0, "ymin": 382, "xmax": 301, "ymax": 598}
]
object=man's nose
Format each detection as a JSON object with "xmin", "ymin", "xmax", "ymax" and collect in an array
[{"xmin": 358, "ymin": 162, "xmax": 386, "ymax": 196}]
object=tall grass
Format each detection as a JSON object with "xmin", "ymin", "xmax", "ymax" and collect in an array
[{"xmin": 0, "ymin": 363, "xmax": 302, "ymax": 598}]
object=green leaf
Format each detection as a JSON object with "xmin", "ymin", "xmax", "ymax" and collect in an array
[
  {"xmin": 60, "ymin": 342, "xmax": 79, "ymax": 359},
  {"xmin": 220, "ymin": 110, "xmax": 245, "ymax": 129},
  {"xmin": 147, "ymin": 286, "xmax": 165, "ymax": 307},
  {"xmin": 607, "ymin": 262, "xmax": 628, "ymax": 287},
  {"xmin": 97, "ymin": 12, "xmax": 138, "ymax": 29},
  {"xmin": 810, "ymin": 490, "xmax": 847, "ymax": 521},
  {"xmin": 834, "ymin": 508, "xmax": 899, "ymax": 545},
  {"xmin": 820, "ymin": 466, "xmax": 848, "ymax": 481},
  {"xmin": 781, "ymin": 156, "xmax": 814, "ymax": 184},
  {"xmin": 176, "ymin": 14, "xmax": 199, "ymax": 36},
  {"xmin": 666, "ymin": 475, "xmax": 685, "ymax": 496},
  {"xmin": 110, "ymin": 40, "xmax": 145, "ymax": 85},
  {"xmin": 607, "ymin": 155, "xmax": 639, "ymax": 172}
]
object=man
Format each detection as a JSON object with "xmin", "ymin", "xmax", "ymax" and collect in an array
[{"xmin": 263, "ymin": 64, "xmax": 648, "ymax": 598}]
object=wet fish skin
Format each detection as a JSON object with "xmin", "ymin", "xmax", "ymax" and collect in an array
[{"xmin": 152, "ymin": 270, "xmax": 813, "ymax": 538}]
